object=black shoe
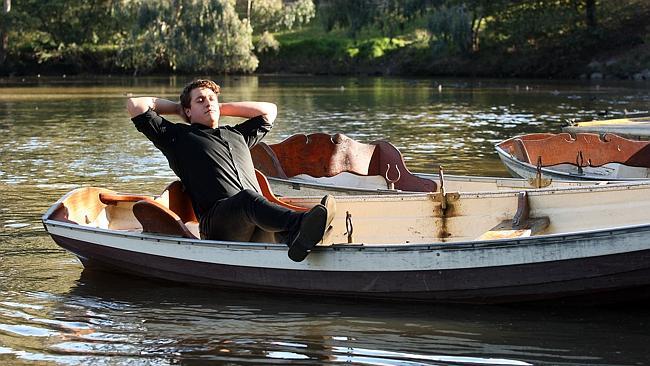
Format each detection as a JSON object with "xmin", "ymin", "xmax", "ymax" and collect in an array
[
  {"xmin": 320, "ymin": 195, "xmax": 336, "ymax": 234},
  {"xmin": 287, "ymin": 204, "xmax": 327, "ymax": 262}
]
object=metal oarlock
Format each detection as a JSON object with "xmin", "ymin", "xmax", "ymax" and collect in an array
[
  {"xmin": 439, "ymin": 165, "xmax": 446, "ymax": 210},
  {"xmin": 385, "ymin": 164, "xmax": 401, "ymax": 190},
  {"xmin": 576, "ymin": 151, "xmax": 585, "ymax": 175},
  {"xmin": 345, "ymin": 211, "xmax": 354, "ymax": 243},
  {"xmin": 528, "ymin": 156, "xmax": 552, "ymax": 188}
]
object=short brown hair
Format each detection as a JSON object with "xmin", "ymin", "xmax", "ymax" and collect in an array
[{"xmin": 180, "ymin": 79, "xmax": 221, "ymax": 109}]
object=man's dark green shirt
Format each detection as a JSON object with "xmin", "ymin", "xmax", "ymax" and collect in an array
[{"xmin": 132, "ymin": 109, "xmax": 272, "ymax": 219}]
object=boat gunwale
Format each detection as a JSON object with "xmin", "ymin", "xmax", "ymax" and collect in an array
[
  {"xmin": 266, "ymin": 175, "xmax": 401, "ymax": 194},
  {"xmin": 571, "ymin": 115, "xmax": 650, "ymax": 126},
  {"xmin": 267, "ymin": 172, "xmax": 612, "ymax": 194}
]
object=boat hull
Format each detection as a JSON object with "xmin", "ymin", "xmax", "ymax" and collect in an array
[{"xmin": 45, "ymin": 221, "xmax": 650, "ymax": 304}]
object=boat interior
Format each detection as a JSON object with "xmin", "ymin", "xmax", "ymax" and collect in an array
[
  {"xmin": 45, "ymin": 170, "xmax": 308, "ymax": 241},
  {"xmin": 499, "ymin": 133, "xmax": 650, "ymax": 178},
  {"xmin": 44, "ymin": 180, "xmax": 558, "ymax": 246},
  {"xmin": 251, "ymin": 133, "xmax": 437, "ymax": 192},
  {"xmin": 44, "ymin": 169, "xmax": 650, "ymax": 246}
]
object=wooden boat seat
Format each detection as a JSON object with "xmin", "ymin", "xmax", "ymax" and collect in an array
[
  {"xmin": 99, "ymin": 181, "xmax": 200, "ymax": 239},
  {"xmin": 132, "ymin": 199, "xmax": 197, "ymax": 238},
  {"xmin": 251, "ymin": 133, "xmax": 437, "ymax": 192},
  {"xmin": 476, "ymin": 192, "xmax": 550, "ymax": 240},
  {"xmin": 99, "ymin": 171, "xmax": 307, "ymax": 239},
  {"xmin": 508, "ymin": 133, "xmax": 650, "ymax": 168},
  {"xmin": 255, "ymin": 170, "xmax": 309, "ymax": 212}
]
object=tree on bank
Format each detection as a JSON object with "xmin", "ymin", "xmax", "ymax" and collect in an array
[
  {"xmin": 317, "ymin": 0, "xmax": 430, "ymax": 37},
  {"xmin": 1, "ymin": 0, "xmax": 648, "ymax": 78},
  {"xmin": 117, "ymin": 0, "xmax": 258, "ymax": 75},
  {"xmin": 2, "ymin": 0, "xmax": 263, "ymax": 75},
  {"xmin": 236, "ymin": 0, "xmax": 314, "ymax": 33},
  {"xmin": 0, "ymin": 0, "xmax": 10, "ymax": 65},
  {"xmin": 234, "ymin": 0, "xmax": 315, "ymax": 54}
]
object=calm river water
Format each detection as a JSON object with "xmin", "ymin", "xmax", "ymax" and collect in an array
[{"xmin": 1, "ymin": 75, "xmax": 649, "ymax": 365}]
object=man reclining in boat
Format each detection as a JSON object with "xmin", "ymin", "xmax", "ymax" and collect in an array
[{"xmin": 126, "ymin": 79, "xmax": 335, "ymax": 262}]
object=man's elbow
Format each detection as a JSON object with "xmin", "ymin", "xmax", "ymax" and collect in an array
[
  {"xmin": 126, "ymin": 97, "xmax": 152, "ymax": 118},
  {"xmin": 265, "ymin": 103, "xmax": 278, "ymax": 125},
  {"xmin": 126, "ymin": 98, "xmax": 140, "ymax": 117}
]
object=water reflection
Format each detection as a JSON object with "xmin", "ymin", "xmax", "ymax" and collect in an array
[
  {"xmin": 1, "ymin": 76, "xmax": 649, "ymax": 365},
  {"xmin": 1, "ymin": 269, "xmax": 646, "ymax": 365}
]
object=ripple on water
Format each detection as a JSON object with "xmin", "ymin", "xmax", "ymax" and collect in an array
[
  {"xmin": 50, "ymin": 341, "xmax": 142, "ymax": 356},
  {"xmin": 0, "ymin": 324, "xmax": 58, "ymax": 338},
  {"xmin": 329, "ymin": 346, "xmax": 534, "ymax": 365},
  {"xmin": 0, "ymin": 303, "xmax": 92, "ymax": 335},
  {"xmin": 3, "ymin": 223, "xmax": 30, "ymax": 229},
  {"xmin": 265, "ymin": 351, "xmax": 310, "ymax": 360}
]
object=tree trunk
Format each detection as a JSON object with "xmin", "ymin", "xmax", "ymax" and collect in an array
[
  {"xmin": 470, "ymin": 15, "xmax": 483, "ymax": 53},
  {"xmin": 0, "ymin": 0, "xmax": 10, "ymax": 65},
  {"xmin": 586, "ymin": 0, "xmax": 596, "ymax": 28}
]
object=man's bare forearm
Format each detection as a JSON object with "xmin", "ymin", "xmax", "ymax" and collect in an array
[
  {"xmin": 127, "ymin": 97, "xmax": 183, "ymax": 118},
  {"xmin": 219, "ymin": 102, "xmax": 277, "ymax": 124}
]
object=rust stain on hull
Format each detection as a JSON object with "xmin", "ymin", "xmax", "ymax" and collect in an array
[{"xmin": 433, "ymin": 192, "xmax": 460, "ymax": 242}]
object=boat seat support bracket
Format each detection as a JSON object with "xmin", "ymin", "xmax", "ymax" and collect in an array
[
  {"xmin": 475, "ymin": 192, "xmax": 550, "ymax": 240},
  {"xmin": 511, "ymin": 191, "xmax": 550, "ymax": 232}
]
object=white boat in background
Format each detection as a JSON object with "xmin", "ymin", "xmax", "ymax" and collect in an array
[
  {"xmin": 496, "ymin": 132, "xmax": 650, "ymax": 181},
  {"xmin": 42, "ymin": 173, "xmax": 650, "ymax": 304},
  {"xmin": 252, "ymin": 133, "xmax": 610, "ymax": 196},
  {"xmin": 563, "ymin": 116, "xmax": 650, "ymax": 140}
]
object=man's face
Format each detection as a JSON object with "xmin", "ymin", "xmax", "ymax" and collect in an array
[{"xmin": 185, "ymin": 87, "xmax": 220, "ymax": 127}]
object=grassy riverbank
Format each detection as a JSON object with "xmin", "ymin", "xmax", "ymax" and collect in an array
[{"xmin": 257, "ymin": 10, "xmax": 650, "ymax": 80}]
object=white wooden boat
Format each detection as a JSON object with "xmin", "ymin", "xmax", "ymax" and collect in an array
[
  {"xmin": 42, "ymin": 175, "xmax": 650, "ymax": 304},
  {"xmin": 563, "ymin": 116, "xmax": 650, "ymax": 140},
  {"xmin": 496, "ymin": 132, "xmax": 650, "ymax": 181},
  {"xmin": 252, "ymin": 133, "xmax": 609, "ymax": 196}
]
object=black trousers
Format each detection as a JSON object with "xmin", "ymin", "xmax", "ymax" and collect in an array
[{"xmin": 199, "ymin": 189, "xmax": 301, "ymax": 243}]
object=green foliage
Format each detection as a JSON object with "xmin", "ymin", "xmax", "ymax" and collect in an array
[
  {"xmin": 356, "ymin": 37, "xmax": 407, "ymax": 59},
  {"xmin": 256, "ymin": 31, "xmax": 280, "ymax": 53},
  {"xmin": 248, "ymin": 0, "xmax": 284, "ymax": 32},
  {"xmin": 427, "ymin": 4, "xmax": 472, "ymax": 55},
  {"xmin": 284, "ymin": 37, "xmax": 349, "ymax": 58},
  {"xmin": 282, "ymin": 0, "xmax": 316, "ymax": 31},
  {"xmin": 274, "ymin": 25, "xmax": 410, "ymax": 61},
  {"xmin": 317, "ymin": 0, "xmax": 375, "ymax": 36},
  {"xmin": 4, "ymin": 0, "xmax": 265, "ymax": 75},
  {"xmin": 235, "ymin": 0, "xmax": 315, "ymax": 33},
  {"xmin": 317, "ymin": 0, "xmax": 433, "ymax": 37},
  {"xmin": 117, "ymin": 0, "xmax": 258, "ymax": 74},
  {"xmin": 2, "ymin": 0, "xmax": 650, "ymax": 78},
  {"xmin": 8, "ymin": 0, "xmax": 129, "ymax": 50},
  {"xmin": 484, "ymin": 1, "xmax": 584, "ymax": 51},
  {"xmin": 5, "ymin": 1, "xmax": 124, "ymax": 60}
]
